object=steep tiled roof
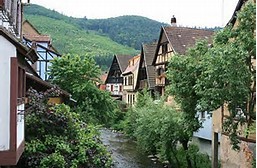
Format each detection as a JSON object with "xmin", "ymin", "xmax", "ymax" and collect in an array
[
  {"xmin": 23, "ymin": 34, "xmax": 51, "ymax": 42},
  {"xmin": 123, "ymin": 55, "xmax": 140, "ymax": 75},
  {"xmin": 143, "ymin": 43, "xmax": 157, "ymax": 65},
  {"xmin": 146, "ymin": 65, "xmax": 156, "ymax": 89},
  {"xmin": 116, "ymin": 55, "xmax": 134, "ymax": 72},
  {"xmin": 142, "ymin": 43, "xmax": 157, "ymax": 88},
  {"xmin": 163, "ymin": 26, "xmax": 214, "ymax": 55}
]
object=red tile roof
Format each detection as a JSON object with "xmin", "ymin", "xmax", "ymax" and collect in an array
[
  {"xmin": 23, "ymin": 34, "xmax": 51, "ymax": 42},
  {"xmin": 163, "ymin": 26, "xmax": 214, "ymax": 55}
]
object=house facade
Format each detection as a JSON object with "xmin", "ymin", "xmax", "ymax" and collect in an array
[
  {"xmin": 0, "ymin": 1, "xmax": 68, "ymax": 165},
  {"xmin": 22, "ymin": 20, "xmax": 61, "ymax": 81},
  {"xmin": 0, "ymin": 1, "xmax": 38, "ymax": 165},
  {"xmin": 152, "ymin": 18, "xmax": 215, "ymax": 155},
  {"xmin": 122, "ymin": 55, "xmax": 140, "ymax": 105},
  {"xmin": 105, "ymin": 55, "xmax": 133, "ymax": 100},
  {"xmin": 152, "ymin": 21, "xmax": 213, "ymax": 98}
]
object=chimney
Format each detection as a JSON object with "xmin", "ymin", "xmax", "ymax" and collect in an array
[{"xmin": 171, "ymin": 15, "xmax": 177, "ymax": 27}]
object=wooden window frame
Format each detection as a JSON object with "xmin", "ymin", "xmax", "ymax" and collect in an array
[{"xmin": 17, "ymin": 66, "xmax": 25, "ymax": 105}]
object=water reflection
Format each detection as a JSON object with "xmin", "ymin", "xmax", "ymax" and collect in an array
[{"xmin": 100, "ymin": 129, "xmax": 164, "ymax": 168}]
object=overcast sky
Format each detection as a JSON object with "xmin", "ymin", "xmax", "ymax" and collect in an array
[{"xmin": 27, "ymin": 0, "xmax": 239, "ymax": 28}]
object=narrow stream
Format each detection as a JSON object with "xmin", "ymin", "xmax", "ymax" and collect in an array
[{"xmin": 100, "ymin": 129, "xmax": 165, "ymax": 168}]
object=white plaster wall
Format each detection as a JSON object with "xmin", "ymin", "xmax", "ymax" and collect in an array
[
  {"xmin": 193, "ymin": 111, "xmax": 213, "ymax": 141},
  {"xmin": 106, "ymin": 83, "xmax": 122, "ymax": 96},
  {"xmin": 0, "ymin": 35, "xmax": 16, "ymax": 151}
]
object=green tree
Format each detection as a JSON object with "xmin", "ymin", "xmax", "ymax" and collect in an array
[
  {"xmin": 18, "ymin": 88, "xmax": 112, "ymax": 168},
  {"xmin": 167, "ymin": 0, "xmax": 255, "ymax": 150},
  {"xmin": 195, "ymin": 1, "xmax": 256, "ymax": 150},
  {"xmin": 49, "ymin": 54, "xmax": 117, "ymax": 125},
  {"xmin": 166, "ymin": 41, "xmax": 209, "ymax": 167},
  {"xmin": 123, "ymin": 93, "xmax": 211, "ymax": 168}
]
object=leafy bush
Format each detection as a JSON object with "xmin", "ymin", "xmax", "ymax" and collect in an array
[
  {"xmin": 17, "ymin": 88, "xmax": 112, "ymax": 168},
  {"xmin": 123, "ymin": 92, "xmax": 211, "ymax": 167}
]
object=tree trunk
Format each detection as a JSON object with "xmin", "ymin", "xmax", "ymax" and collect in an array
[{"xmin": 181, "ymin": 140, "xmax": 192, "ymax": 168}]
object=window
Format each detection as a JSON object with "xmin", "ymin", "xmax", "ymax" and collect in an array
[
  {"xmin": 201, "ymin": 111, "xmax": 205, "ymax": 119},
  {"xmin": 18, "ymin": 66, "xmax": 25, "ymax": 105},
  {"xmin": 124, "ymin": 77, "xmax": 127, "ymax": 85},
  {"xmin": 111, "ymin": 85, "xmax": 113, "ymax": 92},
  {"xmin": 128, "ymin": 75, "xmax": 133, "ymax": 85},
  {"xmin": 157, "ymin": 67, "xmax": 164, "ymax": 76}
]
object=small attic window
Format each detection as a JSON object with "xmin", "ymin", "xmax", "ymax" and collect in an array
[{"xmin": 178, "ymin": 35, "xmax": 182, "ymax": 38}]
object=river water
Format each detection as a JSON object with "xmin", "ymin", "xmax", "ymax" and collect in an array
[{"xmin": 100, "ymin": 129, "xmax": 165, "ymax": 168}]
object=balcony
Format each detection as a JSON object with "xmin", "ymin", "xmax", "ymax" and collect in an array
[{"xmin": 123, "ymin": 85, "xmax": 133, "ymax": 91}]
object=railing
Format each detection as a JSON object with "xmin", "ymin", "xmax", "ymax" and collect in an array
[{"xmin": 123, "ymin": 85, "xmax": 133, "ymax": 91}]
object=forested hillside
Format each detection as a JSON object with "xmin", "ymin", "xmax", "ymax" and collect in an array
[
  {"xmin": 75, "ymin": 16, "xmax": 167, "ymax": 50},
  {"xmin": 24, "ymin": 4, "xmax": 167, "ymax": 50},
  {"xmin": 25, "ymin": 15, "xmax": 137, "ymax": 57}
]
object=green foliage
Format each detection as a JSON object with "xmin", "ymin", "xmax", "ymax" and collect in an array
[
  {"xmin": 49, "ymin": 54, "xmax": 117, "ymax": 125},
  {"xmin": 24, "ymin": 14, "xmax": 137, "ymax": 57},
  {"xmin": 123, "ymin": 93, "xmax": 211, "ymax": 167},
  {"xmin": 18, "ymin": 88, "xmax": 112, "ymax": 168},
  {"xmin": 167, "ymin": 40, "xmax": 209, "ymax": 132},
  {"xmin": 196, "ymin": 1, "xmax": 256, "ymax": 150},
  {"xmin": 167, "ymin": 0, "xmax": 256, "ymax": 150},
  {"xmin": 24, "ymin": 4, "xmax": 167, "ymax": 50},
  {"xmin": 76, "ymin": 15, "xmax": 167, "ymax": 50}
]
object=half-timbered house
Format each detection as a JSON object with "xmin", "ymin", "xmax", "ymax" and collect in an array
[
  {"xmin": 152, "ymin": 16, "xmax": 215, "ymax": 157},
  {"xmin": 122, "ymin": 55, "xmax": 140, "ymax": 105},
  {"xmin": 105, "ymin": 55, "xmax": 133, "ymax": 100},
  {"xmin": 0, "ymin": 1, "xmax": 38, "ymax": 165},
  {"xmin": 152, "ymin": 17, "xmax": 213, "ymax": 98},
  {"xmin": 22, "ymin": 20, "xmax": 61, "ymax": 80}
]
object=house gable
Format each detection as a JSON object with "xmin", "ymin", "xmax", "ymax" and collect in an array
[
  {"xmin": 22, "ymin": 20, "xmax": 41, "ymax": 36},
  {"xmin": 105, "ymin": 55, "xmax": 122, "ymax": 84}
]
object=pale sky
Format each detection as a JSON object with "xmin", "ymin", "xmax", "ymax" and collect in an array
[{"xmin": 26, "ymin": 0, "xmax": 239, "ymax": 28}]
